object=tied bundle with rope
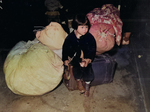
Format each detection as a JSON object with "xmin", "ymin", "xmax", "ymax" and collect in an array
[{"xmin": 87, "ymin": 4, "xmax": 123, "ymax": 55}]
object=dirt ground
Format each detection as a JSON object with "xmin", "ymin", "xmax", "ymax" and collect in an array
[{"xmin": 0, "ymin": 54, "xmax": 144, "ymax": 112}]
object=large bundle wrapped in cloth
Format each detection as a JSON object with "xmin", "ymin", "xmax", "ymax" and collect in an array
[
  {"xmin": 89, "ymin": 23, "xmax": 115, "ymax": 54},
  {"xmin": 87, "ymin": 4, "xmax": 123, "ymax": 54},
  {"xmin": 3, "ymin": 40, "xmax": 64, "ymax": 96},
  {"xmin": 36, "ymin": 22, "xmax": 68, "ymax": 50}
]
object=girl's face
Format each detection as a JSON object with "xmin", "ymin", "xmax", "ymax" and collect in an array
[{"xmin": 76, "ymin": 25, "xmax": 89, "ymax": 36}]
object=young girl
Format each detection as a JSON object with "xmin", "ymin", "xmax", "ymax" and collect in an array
[{"xmin": 62, "ymin": 13, "xmax": 96, "ymax": 97}]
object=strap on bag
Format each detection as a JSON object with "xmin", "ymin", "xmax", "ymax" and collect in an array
[{"xmin": 63, "ymin": 65, "xmax": 72, "ymax": 80}]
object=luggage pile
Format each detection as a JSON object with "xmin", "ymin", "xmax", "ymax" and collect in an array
[{"xmin": 63, "ymin": 53, "xmax": 116, "ymax": 90}]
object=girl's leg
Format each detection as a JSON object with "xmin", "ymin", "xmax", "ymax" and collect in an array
[
  {"xmin": 82, "ymin": 64, "xmax": 94, "ymax": 82},
  {"xmin": 81, "ymin": 64, "xmax": 94, "ymax": 97},
  {"xmin": 72, "ymin": 64, "xmax": 85, "ymax": 93}
]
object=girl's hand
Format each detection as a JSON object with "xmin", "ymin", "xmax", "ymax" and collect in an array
[
  {"xmin": 80, "ymin": 61, "xmax": 86, "ymax": 67},
  {"xmin": 80, "ymin": 59, "xmax": 91, "ymax": 67},
  {"xmin": 64, "ymin": 60, "xmax": 70, "ymax": 66}
]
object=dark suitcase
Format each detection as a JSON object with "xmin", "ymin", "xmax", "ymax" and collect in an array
[{"xmin": 91, "ymin": 54, "xmax": 116, "ymax": 86}]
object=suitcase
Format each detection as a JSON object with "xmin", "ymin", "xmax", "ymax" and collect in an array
[{"xmin": 91, "ymin": 54, "xmax": 116, "ymax": 86}]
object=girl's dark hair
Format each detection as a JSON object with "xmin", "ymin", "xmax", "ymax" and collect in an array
[{"xmin": 72, "ymin": 13, "xmax": 91, "ymax": 30}]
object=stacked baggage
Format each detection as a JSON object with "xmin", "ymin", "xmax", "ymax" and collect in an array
[{"xmin": 63, "ymin": 53, "xmax": 116, "ymax": 90}]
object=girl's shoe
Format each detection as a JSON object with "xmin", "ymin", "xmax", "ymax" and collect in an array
[{"xmin": 76, "ymin": 79, "xmax": 85, "ymax": 93}]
